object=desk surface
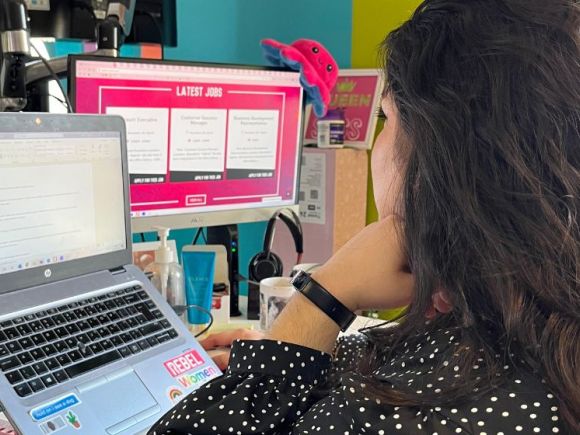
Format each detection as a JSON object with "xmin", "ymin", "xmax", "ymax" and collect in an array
[{"xmin": 199, "ymin": 295, "xmax": 386, "ymax": 336}]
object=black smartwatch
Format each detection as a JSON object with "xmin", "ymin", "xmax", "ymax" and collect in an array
[{"xmin": 290, "ymin": 270, "xmax": 356, "ymax": 332}]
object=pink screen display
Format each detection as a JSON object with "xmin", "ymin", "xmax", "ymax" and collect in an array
[{"xmin": 72, "ymin": 59, "xmax": 303, "ymax": 219}]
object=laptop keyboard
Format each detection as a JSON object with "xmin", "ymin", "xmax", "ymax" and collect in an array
[{"xmin": 0, "ymin": 285, "xmax": 178, "ymax": 398}]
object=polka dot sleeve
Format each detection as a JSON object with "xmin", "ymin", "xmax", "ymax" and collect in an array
[
  {"xmin": 148, "ymin": 339, "xmax": 333, "ymax": 434},
  {"xmin": 331, "ymin": 333, "xmax": 371, "ymax": 376},
  {"xmin": 148, "ymin": 329, "xmax": 567, "ymax": 434}
]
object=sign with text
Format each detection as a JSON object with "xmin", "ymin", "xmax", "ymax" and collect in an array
[
  {"xmin": 304, "ymin": 69, "xmax": 383, "ymax": 149},
  {"xmin": 164, "ymin": 349, "xmax": 205, "ymax": 378}
]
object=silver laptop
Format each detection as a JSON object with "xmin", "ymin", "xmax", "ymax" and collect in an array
[{"xmin": 0, "ymin": 113, "xmax": 221, "ymax": 435}]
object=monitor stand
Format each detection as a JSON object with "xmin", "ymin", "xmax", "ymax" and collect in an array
[{"xmin": 206, "ymin": 225, "xmax": 242, "ymax": 317}]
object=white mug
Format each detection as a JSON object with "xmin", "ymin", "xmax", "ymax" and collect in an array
[{"xmin": 259, "ymin": 277, "xmax": 295, "ymax": 331}]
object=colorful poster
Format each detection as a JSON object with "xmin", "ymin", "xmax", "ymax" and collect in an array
[{"xmin": 304, "ymin": 69, "xmax": 383, "ymax": 149}]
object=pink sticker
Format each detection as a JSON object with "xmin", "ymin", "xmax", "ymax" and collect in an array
[{"xmin": 164, "ymin": 349, "xmax": 205, "ymax": 377}]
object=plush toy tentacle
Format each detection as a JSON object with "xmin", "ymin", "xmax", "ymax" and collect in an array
[
  {"xmin": 260, "ymin": 38, "xmax": 339, "ymax": 118},
  {"xmin": 261, "ymin": 44, "xmax": 283, "ymax": 66}
]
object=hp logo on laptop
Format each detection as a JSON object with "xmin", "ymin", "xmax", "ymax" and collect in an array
[{"xmin": 44, "ymin": 269, "xmax": 52, "ymax": 278}]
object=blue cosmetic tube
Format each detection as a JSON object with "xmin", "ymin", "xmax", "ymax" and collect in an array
[{"xmin": 182, "ymin": 250, "xmax": 216, "ymax": 324}]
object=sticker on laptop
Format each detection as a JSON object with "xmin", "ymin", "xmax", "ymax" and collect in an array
[
  {"xmin": 176, "ymin": 366, "xmax": 220, "ymax": 389},
  {"xmin": 64, "ymin": 411, "xmax": 81, "ymax": 430},
  {"xmin": 30, "ymin": 394, "xmax": 81, "ymax": 422},
  {"xmin": 166, "ymin": 386, "xmax": 184, "ymax": 404},
  {"xmin": 164, "ymin": 349, "xmax": 206, "ymax": 378},
  {"xmin": 39, "ymin": 416, "xmax": 66, "ymax": 434}
]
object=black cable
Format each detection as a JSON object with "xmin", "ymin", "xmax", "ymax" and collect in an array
[
  {"xmin": 137, "ymin": 11, "xmax": 165, "ymax": 60},
  {"xmin": 30, "ymin": 44, "xmax": 73, "ymax": 113},
  {"xmin": 140, "ymin": 232, "xmax": 146, "ymax": 242},
  {"xmin": 357, "ymin": 308, "xmax": 409, "ymax": 334},
  {"xmin": 193, "ymin": 309, "xmax": 214, "ymax": 338},
  {"xmin": 192, "ymin": 228, "xmax": 203, "ymax": 244},
  {"xmin": 172, "ymin": 304, "xmax": 214, "ymax": 338},
  {"xmin": 236, "ymin": 273, "xmax": 260, "ymax": 286},
  {"xmin": 49, "ymin": 94, "xmax": 69, "ymax": 111}
]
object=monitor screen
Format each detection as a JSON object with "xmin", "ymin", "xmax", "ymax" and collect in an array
[
  {"xmin": 0, "ymin": 131, "xmax": 126, "ymax": 276},
  {"xmin": 69, "ymin": 56, "xmax": 304, "ymax": 232}
]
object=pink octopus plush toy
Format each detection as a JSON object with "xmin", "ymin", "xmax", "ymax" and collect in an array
[{"xmin": 261, "ymin": 38, "xmax": 339, "ymax": 117}]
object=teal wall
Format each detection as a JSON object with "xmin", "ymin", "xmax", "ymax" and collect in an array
[
  {"xmin": 165, "ymin": 0, "xmax": 352, "ymax": 67},
  {"xmin": 52, "ymin": 0, "xmax": 353, "ymax": 295}
]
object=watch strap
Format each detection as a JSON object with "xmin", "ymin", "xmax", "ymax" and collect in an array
[{"xmin": 291, "ymin": 270, "xmax": 356, "ymax": 332}]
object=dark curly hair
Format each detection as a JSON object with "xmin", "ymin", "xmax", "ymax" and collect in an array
[{"xmin": 363, "ymin": 0, "xmax": 579, "ymax": 431}]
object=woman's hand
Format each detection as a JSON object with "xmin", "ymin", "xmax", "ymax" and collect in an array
[
  {"xmin": 200, "ymin": 329, "xmax": 264, "ymax": 370},
  {"xmin": 312, "ymin": 215, "xmax": 414, "ymax": 312}
]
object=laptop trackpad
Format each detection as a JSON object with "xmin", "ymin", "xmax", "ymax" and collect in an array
[{"xmin": 77, "ymin": 369, "xmax": 158, "ymax": 430}]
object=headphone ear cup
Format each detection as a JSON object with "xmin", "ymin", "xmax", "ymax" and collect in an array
[{"xmin": 249, "ymin": 251, "xmax": 283, "ymax": 282}]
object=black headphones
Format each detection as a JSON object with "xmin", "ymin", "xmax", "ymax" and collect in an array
[{"xmin": 248, "ymin": 209, "xmax": 303, "ymax": 283}]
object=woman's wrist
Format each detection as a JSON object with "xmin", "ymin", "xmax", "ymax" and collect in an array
[
  {"xmin": 266, "ymin": 290, "xmax": 341, "ymax": 354},
  {"xmin": 264, "ymin": 255, "xmax": 359, "ymax": 353},
  {"xmin": 311, "ymin": 266, "xmax": 358, "ymax": 313}
]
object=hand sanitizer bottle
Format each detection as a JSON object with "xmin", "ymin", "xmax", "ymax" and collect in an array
[{"xmin": 144, "ymin": 227, "xmax": 186, "ymax": 324}]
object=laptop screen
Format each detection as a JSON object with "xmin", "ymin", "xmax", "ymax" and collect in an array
[{"xmin": 0, "ymin": 131, "xmax": 126, "ymax": 276}]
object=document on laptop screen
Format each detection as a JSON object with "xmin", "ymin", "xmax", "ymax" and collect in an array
[{"xmin": 0, "ymin": 132, "xmax": 126, "ymax": 276}]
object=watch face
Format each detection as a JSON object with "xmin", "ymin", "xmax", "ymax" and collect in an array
[{"xmin": 291, "ymin": 270, "xmax": 308, "ymax": 288}]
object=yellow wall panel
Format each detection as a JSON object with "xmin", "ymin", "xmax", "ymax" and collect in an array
[{"xmin": 352, "ymin": 0, "xmax": 423, "ymax": 223}]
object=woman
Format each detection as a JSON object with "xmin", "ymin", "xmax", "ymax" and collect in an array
[{"xmin": 150, "ymin": 0, "xmax": 579, "ymax": 433}]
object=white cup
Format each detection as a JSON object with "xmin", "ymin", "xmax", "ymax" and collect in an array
[{"xmin": 259, "ymin": 277, "xmax": 295, "ymax": 331}]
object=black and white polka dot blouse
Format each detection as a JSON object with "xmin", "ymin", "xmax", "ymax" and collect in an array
[{"xmin": 148, "ymin": 327, "xmax": 568, "ymax": 434}]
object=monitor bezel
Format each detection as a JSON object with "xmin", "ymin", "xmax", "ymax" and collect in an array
[
  {"xmin": 0, "ymin": 113, "xmax": 132, "ymax": 294},
  {"xmin": 68, "ymin": 55, "xmax": 305, "ymax": 233}
]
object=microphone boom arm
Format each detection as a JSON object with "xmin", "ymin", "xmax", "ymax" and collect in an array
[{"xmin": 0, "ymin": 0, "xmax": 137, "ymax": 111}]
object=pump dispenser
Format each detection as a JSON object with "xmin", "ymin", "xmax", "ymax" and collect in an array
[{"xmin": 145, "ymin": 227, "xmax": 186, "ymax": 322}]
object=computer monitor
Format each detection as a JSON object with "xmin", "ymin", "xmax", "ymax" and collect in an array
[{"xmin": 69, "ymin": 56, "xmax": 304, "ymax": 233}]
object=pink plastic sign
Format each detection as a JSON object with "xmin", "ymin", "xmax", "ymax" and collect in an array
[{"xmin": 304, "ymin": 69, "xmax": 382, "ymax": 149}]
